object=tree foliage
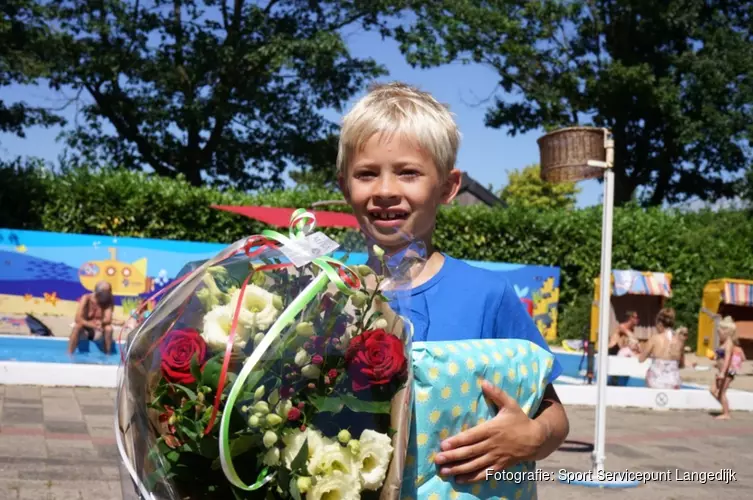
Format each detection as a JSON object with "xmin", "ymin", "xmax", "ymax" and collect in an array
[
  {"xmin": 499, "ymin": 163, "xmax": 580, "ymax": 210},
  {"xmin": 393, "ymin": 0, "xmax": 753, "ymax": 206},
  {"xmin": 0, "ymin": 1, "xmax": 65, "ymax": 138},
  {"xmin": 3, "ymin": 0, "xmax": 417, "ymax": 189}
]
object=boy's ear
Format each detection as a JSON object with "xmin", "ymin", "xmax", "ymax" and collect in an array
[{"xmin": 440, "ymin": 169, "xmax": 463, "ymax": 204}]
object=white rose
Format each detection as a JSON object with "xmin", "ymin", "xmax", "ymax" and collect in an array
[
  {"xmin": 281, "ymin": 427, "xmax": 330, "ymax": 469},
  {"xmin": 307, "ymin": 442, "xmax": 358, "ymax": 479},
  {"xmin": 201, "ymin": 305, "xmax": 250, "ymax": 349},
  {"xmin": 356, "ymin": 429, "xmax": 393, "ymax": 490},
  {"xmin": 228, "ymin": 284, "xmax": 281, "ymax": 332},
  {"xmin": 308, "ymin": 471, "xmax": 360, "ymax": 500}
]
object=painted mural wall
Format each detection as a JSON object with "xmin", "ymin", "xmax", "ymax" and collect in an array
[{"xmin": 0, "ymin": 228, "xmax": 561, "ymax": 340}]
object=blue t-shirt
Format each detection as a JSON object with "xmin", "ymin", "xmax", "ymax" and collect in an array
[{"xmin": 388, "ymin": 254, "xmax": 562, "ymax": 384}]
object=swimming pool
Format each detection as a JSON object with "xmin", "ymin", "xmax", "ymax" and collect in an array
[
  {"xmin": 551, "ymin": 350, "xmax": 702, "ymax": 389},
  {"xmin": 0, "ymin": 337, "xmax": 697, "ymax": 390},
  {"xmin": 0, "ymin": 335, "xmax": 121, "ymax": 365}
]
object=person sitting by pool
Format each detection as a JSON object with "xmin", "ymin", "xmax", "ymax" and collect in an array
[
  {"xmin": 608, "ymin": 310, "xmax": 641, "ymax": 357},
  {"xmin": 638, "ymin": 308, "xmax": 685, "ymax": 389},
  {"xmin": 607, "ymin": 311, "xmax": 641, "ymax": 386},
  {"xmin": 67, "ymin": 281, "xmax": 115, "ymax": 355}
]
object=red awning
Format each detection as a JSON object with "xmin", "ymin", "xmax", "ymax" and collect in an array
[{"xmin": 211, "ymin": 205, "xmax": 360, "ymax": 229}]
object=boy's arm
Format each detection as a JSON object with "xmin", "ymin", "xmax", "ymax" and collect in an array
[{"xmin": 529, "ymin": 383, "xmax": 569, "ymax": 460}]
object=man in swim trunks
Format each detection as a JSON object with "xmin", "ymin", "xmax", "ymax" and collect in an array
[
  {"xmin": 607, "ymin": 311, "xmax": 640, "ymax": 385},
  {"xmin": 608, "ymin": 310, "xmax": 641, "ymax": 355},
  {"xmin": 67, "ymin": 281, "xmax": 115, "ymax": 355}
]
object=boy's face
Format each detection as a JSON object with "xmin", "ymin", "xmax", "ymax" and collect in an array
[{"xmin": 340, "ymin": 133, "xmax": 461, "ymax": 252}]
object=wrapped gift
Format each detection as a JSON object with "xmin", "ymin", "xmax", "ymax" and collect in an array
[{"xmin": 402, "ymin": 338, "xmax": 555, "ymax": 500}]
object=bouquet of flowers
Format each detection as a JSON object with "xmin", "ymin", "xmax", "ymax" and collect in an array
[{"xmin": 116, "ymin": 210, "xmax": 421, "ymax": 500}]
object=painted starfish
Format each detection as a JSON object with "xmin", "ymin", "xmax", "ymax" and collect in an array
[{"xmin": 44, "ymin": 292, "xmax": 58, "ymax": 306}]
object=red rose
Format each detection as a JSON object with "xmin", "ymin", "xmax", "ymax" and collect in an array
[
  {"xmin": 160, "ymin": 328, "xmax": 207, "ymax": 385},
  {"xmin": 345, "ymin": 329, "xmax": 407, "ymax": 392}
]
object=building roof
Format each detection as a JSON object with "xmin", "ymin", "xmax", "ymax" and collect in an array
[{"xmin": 457, "ymin": 172, "xmax": 505, "ymax": 207}]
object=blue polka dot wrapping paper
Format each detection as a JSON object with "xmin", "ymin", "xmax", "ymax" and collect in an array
[{"xmin": 400, "ymin": 338, "xmax": 556, "ymax": 500}]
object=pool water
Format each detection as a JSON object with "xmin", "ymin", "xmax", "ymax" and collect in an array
[
  {"xmin": 552, "ymin": 350, "xmax": 702, "ymax": 390},
  {"xmin": 0, "ymin": 336, "xmax": 121, "ymax": 365}
]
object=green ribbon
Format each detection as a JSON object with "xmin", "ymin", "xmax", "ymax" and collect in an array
[{"xmin": 218, "ymin": 208, "xmax": 359, "ymax": 490}]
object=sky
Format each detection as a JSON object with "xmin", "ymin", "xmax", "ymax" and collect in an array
[{"xmin": 0, "ymin": 27, "xmax": 604, "ymax": 208}]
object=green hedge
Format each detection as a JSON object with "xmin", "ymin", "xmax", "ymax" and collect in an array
[{"xmin": 3, "ymin": 163, "xmax": 753, "ymax": 346}]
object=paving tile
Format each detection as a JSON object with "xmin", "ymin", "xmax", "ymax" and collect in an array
[
  {"xmin": 606, "ymin": 443, "xmax": 654, "ymax": 458},
  {"xmin": 0, "ymin": 436, "xmax": 47, "ymax": 459},
  {"xmin": 45, "ymin": 440, "xmax": 97, "ymax": 460},
  {"xmin": 42, "ymin": 398, "xmax": 82, "ymax": 419},
  {"xmin": 3, "ymin": 387, "xmax": 40, "ymax": 400},
  {"xmin": 44, "ymin": 421, "xmax": 89, "ymax": 435},
  {"xmin": 94, "ymin": 444, "xmax": 120, "ymax": 461},
  {"xmin": 86, "ymin": 425, "xmax": 114, "ymax": 440},
  {"xmin": 40, "ymin": 388, "xmax": 75, "ymax": 398},
  {"xmin": 3, "ymin": 398, "xmax": 42, "ymax": 407},
  {"xmin": 79, "ymin": 405, "xmax": 114, "ymax": 416},
  {"xmin": 1, "ymin": 408, "xmax": 43, "ymax": 425},
  {"xmin": 655, "ymin": 444, "xmax": 698, "ymax": 453},
  {"xmin": 0, "ymin": 478, "xmax": 21, "ymax": 499}
]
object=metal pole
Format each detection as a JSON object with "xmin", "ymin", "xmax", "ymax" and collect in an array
[{"xmin": 593, "ymin": 132, "xmax": 615, "ymax": 476}]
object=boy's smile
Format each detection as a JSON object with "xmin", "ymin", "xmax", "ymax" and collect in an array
[{"xmin": 340, "ymin": 133, "xmax": 461, "ymax": 253}]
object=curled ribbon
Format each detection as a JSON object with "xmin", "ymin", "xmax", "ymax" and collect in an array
[{"xmin": 205, "ymin": 209, "xmax": 362, "ymax": 491}]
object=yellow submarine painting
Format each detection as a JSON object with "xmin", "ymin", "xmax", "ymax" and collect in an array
[{"xmin": 78, "ymin": 247, "xmax": 153, "ymax": 297}]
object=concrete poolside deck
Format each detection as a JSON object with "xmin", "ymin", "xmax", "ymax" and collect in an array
[{"xmin": 0, "ymin": 386, "xmax": 750, "ymax": 499}]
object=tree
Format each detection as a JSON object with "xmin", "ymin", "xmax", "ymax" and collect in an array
[
  {"xmin": 742, "ymin": 168, "xmax": 753, "ymax": 208},
  {"xmin": 392, "ymin": 0, "xmax": 753, "ymax": 206},
  {"xmin": 499, "ymin": 163, "xmax": 580, "ymax": 210},
  {"xmin": 13, "ymin": 0, "xmax": 410, "ymax": 190},
  {"xmin": 1, "ymin": 1, "xmax": 65, "ymax": 138}
]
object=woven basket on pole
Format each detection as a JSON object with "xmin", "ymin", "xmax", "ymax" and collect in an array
[{"xmin": 537, "ymin": 127, "xmax": 608, "ymax": 183}]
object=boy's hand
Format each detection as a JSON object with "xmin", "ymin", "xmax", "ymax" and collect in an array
[{"xmin": 433, "ymin": 380, "xmax": 546, "ymax": 484}]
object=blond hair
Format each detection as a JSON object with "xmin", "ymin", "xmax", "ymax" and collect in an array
[
  {"xmin": 336, "ymin": 82, "xmax": 461, "ymax": 176},
  {"xmin": 719, "ymin": 316, "xmax": 739, "ymax": 344}
]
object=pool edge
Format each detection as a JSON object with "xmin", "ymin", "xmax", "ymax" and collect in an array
[{"xmin": 0, "ymin": 361, "xmax": 118, "ymax": 388}]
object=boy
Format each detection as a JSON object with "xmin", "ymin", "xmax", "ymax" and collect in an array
[{"xmin": 337, "ymin": 82, "xmax": 569, "ymax": 485}]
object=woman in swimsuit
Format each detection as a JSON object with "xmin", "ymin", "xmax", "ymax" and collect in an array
[
  {"xmin": 711, "ymin": 317, "xmax": 746, "ymax": 420},
  {"xmin": 638, "ymin": 308, "xmax": 685, "ymax": 390}
]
